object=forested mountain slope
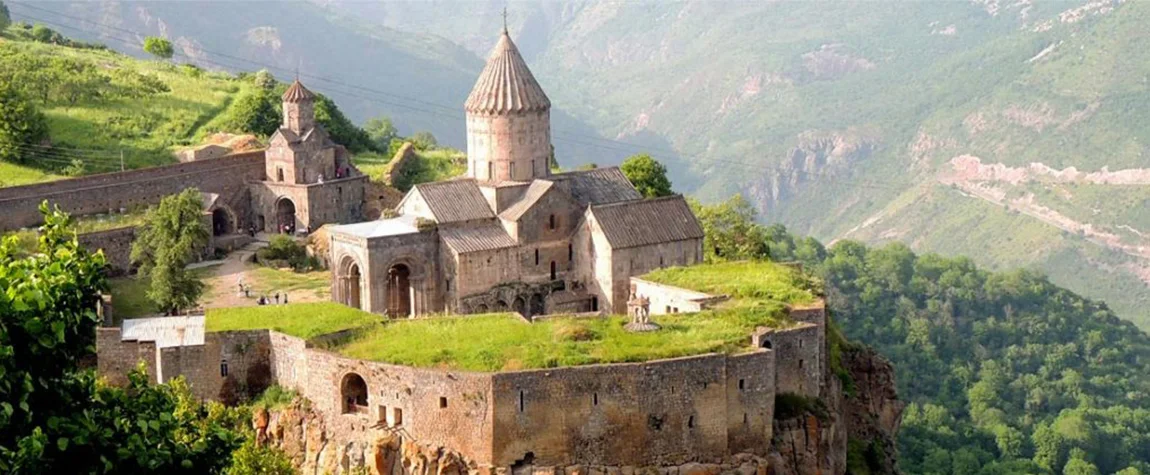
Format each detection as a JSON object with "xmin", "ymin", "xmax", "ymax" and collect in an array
[
  {"xmin": 695, "ymin": 196, "xmax": 1150, "ymax": 474},
  {"xmin": 324, "ymin": 0, "xmax": 1150, "ymax": 329},
  {"xmin": 19, "ymin": 0, "xmax": 1149, "ymax": 326}
]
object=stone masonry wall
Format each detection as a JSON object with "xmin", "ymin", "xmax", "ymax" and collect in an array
[
  {"xmin": 631, "ymin": 278, "xmax": 719, "ymax": 315},
  {"xmin": 0, "ymin": 151, "xmax": 265, "ymax": 232},
  {"xmin": 96, "ymin": 328, "xmax": 157, "ymax": 386},
  {"xmin": 489, "ymin": 351, "xmax": 775, "ymax": 468},
  {"xmin": 157, "ymin": 331, "xmax": 272, "ymax": 401},
  {"xmin": 78, "ymin": 227, "xmax": 136, "ymax": 276},
  {"xmin": 763, "ymin": 324, "xmax": 822, "ymax": 399},
  {"xmin": 608, "ymin": 238, "xmax": 704, "ymax": 314},
  {"xmin": 283, "ymin": 345, "xmax": 495, "ymax": 464}
]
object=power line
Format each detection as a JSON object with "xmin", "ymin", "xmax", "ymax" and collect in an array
[{"xmin": 8, "ymin": 5, "xmax": 913, "ymax": 194}]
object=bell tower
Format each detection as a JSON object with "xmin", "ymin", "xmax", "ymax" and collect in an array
[
  {"xmin": 282, "ymin": 79, "xmax": 316, "ymax": 134},
  {"xmin": 464, "ymin": 27, "xmax": 552, "ymax": 183}
]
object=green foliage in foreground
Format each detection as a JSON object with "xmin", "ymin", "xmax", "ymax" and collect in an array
[
  {"xmin": 226, "ymin": 439, "xmax": 294, "ymax": 475},
  {"xmin": 0, "ymin": 204, "xmax": 257, "ymax": 473},
  {"xmin": 693, "ymin": 196, "xmax": 1150, "ymax": 474},
  {"xmin": 131, "ymin": 188, "xmax": 209, "ymax": 314},
  {"xmin": 205, "ymin": 302, "xmax": 380, "ymax": 339}
]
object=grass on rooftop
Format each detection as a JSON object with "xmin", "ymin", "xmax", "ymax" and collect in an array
[
  {"xmin": 205, "ymin": 302, "xmax": 380, "ymax": 339},
  {"xmin": 335, "ymin": 261, "xmax": 818, "ymax": 372},
  {"xmin": 640, "ymin": 260, "xmax": 817, "ymax": 306}
]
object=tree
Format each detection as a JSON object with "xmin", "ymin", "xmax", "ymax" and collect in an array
[
  {"xmin": 222, "ymin": 90, "xmax": 280, "ymax": 137},
  {"xmin": 143, "ymin": 36, "xmax": 174, "ymax": 60},
  {"xmin": 620, "ymin": 153, "xmax": 673, "ymax": 198},
  {"xmin": 131, "ymin": 188, "xmax": 210, "ymax": 315},
  {"xmin": 0, "ymin": 203, "xmax": 108, "ymax": 468},
  {"xmin": 252, "ymin": 69, "xmax": 276, "ymax": 90},
  {"xmin": 0, "ymin": 2, "xmax": 11, "ymax": 30},
  {"xmin": 411, "ymin": 131, "xmax": 438, "ymax": 150},
  {"xmin": 364, "ymin": 116, "xmax": 398, "ymax": 151},
  {"xmin": 314, "ymin": 95, "xmax": 375, "ymax": 153},
  {"xmin": 690, "ymin": 194, "xmax": 770, "ymax": 262},
  {"xmin": 0, "ymin": 80, "xmax": 49, "ymax": 164}
]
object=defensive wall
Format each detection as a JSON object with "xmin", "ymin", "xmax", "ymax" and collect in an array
[
  {"xmin": 0, "ymin": 151, "xmax": 266, "ymax": 232},
  {"xmin": 78, "ymin": 227, "xmax": 136, "ymax": 276},
  {"xmin": 96, "ymin": 300, "xmax": 827, "ymax": 469}
]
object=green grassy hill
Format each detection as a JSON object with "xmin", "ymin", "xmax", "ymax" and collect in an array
[{"xmin": 0, "ymin": 34, "xmax": 253, "ymax": 185}]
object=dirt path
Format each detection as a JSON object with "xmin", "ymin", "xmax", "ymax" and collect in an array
[
  {"xmin": 200, "ymin": 244, "xmax": 263, "ymax": 309},
  {"xmin": 198, "ymin": 237, "xmax": 331, "ymax": 309}
]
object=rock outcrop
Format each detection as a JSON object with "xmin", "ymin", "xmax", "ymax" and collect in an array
[
  {"xmin": 769, "ymin": 344, "xmax": 903, "ymax": 475},
  {"xmin": 261, "ymin": 346, "xmax": 903, "ymax": 475}
]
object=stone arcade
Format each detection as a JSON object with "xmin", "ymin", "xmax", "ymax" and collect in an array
[{"xmin": 328, "ymin": 29, "xmax": 704, "ymax": 318}]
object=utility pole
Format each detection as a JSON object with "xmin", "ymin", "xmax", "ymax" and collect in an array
[{"xmin": 120, "ymin": 150, "xmax": 124, "ymax": 171}]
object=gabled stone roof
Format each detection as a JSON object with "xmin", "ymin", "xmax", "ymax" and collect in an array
[
  {"xmin": 282, "ymin": 79, "xmax": 316, "ymax": 103},
  {"xmin": 551, "ymin": 167, "xmax": 642, "ymax": 206},
  {"xmin": 590, "ymin": 196, "xmax": 704, "ymax": 250},
  {"xmin": 464, "ymin": 31, "xmax": 550, "ymax": 115},
  {"xmin": 499, "ymin": 180, "xmax": 554, "ymax": 221},
  {"xmin": 412, "ymin": 179, "xmax": 495, "ymax": 224},
  {"xmin": 440, "ymin": 221, "xmax": 518, "ymax": 254}
]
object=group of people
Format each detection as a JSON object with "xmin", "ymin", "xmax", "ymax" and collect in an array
[
  {"xmin": 236, "ymin": 280, "xmax": 289, "ymax": 306},
  {"xmin": 256, "ymin": 292, "xmax": 288, "ymax": 306}
]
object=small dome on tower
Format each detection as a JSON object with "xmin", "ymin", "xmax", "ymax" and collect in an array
[
  {"xmin": 282, "ymin": 79, "xmax": 316, "ymax": 103},
  {"xmin": 464, "ymin": 31, "xmax": 550, "ymax": 115}
]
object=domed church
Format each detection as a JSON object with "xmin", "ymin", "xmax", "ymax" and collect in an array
[{"xmin": 328, "ymin": 28, "xmax": 704, "ymax": 318}]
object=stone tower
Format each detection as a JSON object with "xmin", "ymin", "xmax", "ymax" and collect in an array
[
  {"xmin": 265, "ymin": 79, "xmax": 335, "ymax": 185},
  {"xmin": 464, "ymin": 28, "xmax": 552, "ymax": 183},
  {"xmin": 282, "ymin": 79, "xmax": 316, "ymax": 133}
]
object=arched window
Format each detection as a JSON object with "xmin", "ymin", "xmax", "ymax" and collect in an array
[
  {"xmin": 534, "ymin": 249, "xmax": 540, "ymax": 266},
  {"xmin": 548, "ymin": 214, "xmax": 556, "ymax": 230},
  {"xmin": 550, "ymin": 261, "xmax": 557, "ymax": 280},
  {"xmin": 340, "ymin": 373, "xmax": 369, "ymax": 414}
]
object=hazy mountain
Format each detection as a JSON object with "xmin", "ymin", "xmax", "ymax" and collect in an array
[
  {"xmin": 17, "ymin": 0, "xmax": 1150, "ymax": 327},
  {"xmin": 326, "ymin": 0, "xmax": 1150, "ymax": 328}
]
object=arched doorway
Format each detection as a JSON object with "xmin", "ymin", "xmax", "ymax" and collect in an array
[
  {"xmin": 340, "ymin": 373, "xmax": 368, "ymax": 414},
  {"xmin": 276, "ymin": 198, "xmax": 296, "ymax": 234},
  {"xmin": 211, "ymin": 208, "xmax": 234, "ymax": 236},
  {"xmin": 529, "ymin": 294, "xmax": 545, "ymax": 317},
  {"xmin": 340, "ymin": 257, "xmax": 362, "ymax": 310},
  {"xmin": 386, "ymin": 264, "xmax": 411, "ymax": 318},
  {"xmin": 513, "ymin": 297, "xmax": 526, "ymax": 316}
]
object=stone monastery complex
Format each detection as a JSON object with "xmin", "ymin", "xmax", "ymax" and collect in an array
[
  {"xmin": 326, "ymin": 29, "xmax": 705, "ymax": 318},
  {"xmin": 0, "ymin": 26, "xmax": 839, "ymax": 474}
]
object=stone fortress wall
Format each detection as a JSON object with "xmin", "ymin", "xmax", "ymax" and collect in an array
[
  {"xmin": 0, "ymin": 151, "xmax": 267, "ymax": 232},
  {"xmin": 96, "ymin": 298, "xmax": 828, "ymax": 470},
  {"xmin": 77, "ymin": 227, "xmax": 137, "ymax": 276}
]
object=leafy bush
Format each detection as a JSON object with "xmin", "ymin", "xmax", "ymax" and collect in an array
[
  {"xmin": 0, "ymin": 80, "xmax": 49, "ymax": 164},
  {"xmin": 774, "ymin": 392, "xmax": 827, "ymax": 420},
  {"xmin": 143, "ymin": 36, "xmax": 174, "ymax": 60},
  {"xmin": 256, "ymin": 235, "xmax": 319, "ymax": 272},
  {"xmin": 226, "ymin": 440, "xmax": 294, "ymax": 475},
  {"xmin": 410, "ymin": 130, "xmax": 438, "ymax": 150}
]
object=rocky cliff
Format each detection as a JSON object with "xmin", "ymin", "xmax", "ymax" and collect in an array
[
  {"xmin": 769, "ymin": 345, "xmax": 903, "ymax": 475},
  {"xmin": 257, "ymin": 341, "xmax": 902, "ymax": 475}
]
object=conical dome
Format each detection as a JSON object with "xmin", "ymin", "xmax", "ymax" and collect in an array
[
  {"xmin": 464, "ymin": 31, "xmax": 551, "ymax": 115},
  {"xmin": 282, "ymin": 79, "xmax": 315, "ymax": 103}
]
